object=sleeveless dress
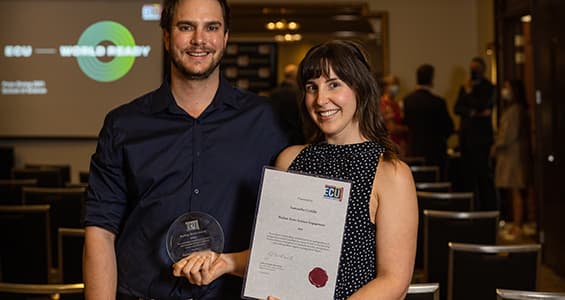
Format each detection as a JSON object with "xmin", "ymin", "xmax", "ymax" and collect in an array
[{"xmin": 288, "ymin": 141, "xmax": 386, "ymax": 299}]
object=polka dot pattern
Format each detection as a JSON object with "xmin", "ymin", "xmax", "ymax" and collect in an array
[{"xmin": 289, "ymin": 141, "xmax": 385, "ymax": 299}]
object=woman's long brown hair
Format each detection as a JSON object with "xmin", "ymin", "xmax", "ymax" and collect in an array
[{"xmin": 296, "ymin": 40, "xmax": 398, "ymax": 160}]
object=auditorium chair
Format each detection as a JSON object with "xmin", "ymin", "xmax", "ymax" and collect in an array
[
  {"xmin": 496, "ymin": 288, "xmax": 565, "ymax": 299},
  {"xmin": 0, "ymin": 205, "xmax": 52, "ymax": 284},
  {"xmin": 0, "ymin": 178, "xmax": 37, "ymax": 204},
  {"xmin": 414, "ymin": 191, "xmax": 474, "ymax": 272},
  {"xmin": 423, "ymin": 210, "xmax": 499, "ymax": 299},
  {"xmin": 448, "ymin": 243, "xmax": 541, "ymax": 300},
  {"xmin": 22, "ymin": 186, "xmax": 86, "ymax": 268},
  {"xmin": 411, "ymin": 165, "xmax": 440, "ymax": 182},
  {"xmin": 406, "ymin": 283, "xmax": 440, "ymax": 300}
]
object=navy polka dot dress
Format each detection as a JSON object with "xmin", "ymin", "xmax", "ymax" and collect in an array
[{"xmin": 288, "ymin": 141, "xmax": 385, "ymax": 299}]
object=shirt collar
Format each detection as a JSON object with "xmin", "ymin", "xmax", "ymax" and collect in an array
[{"xmin": 150, "ymin": 76, "xmax": 241, "ymax": 114}]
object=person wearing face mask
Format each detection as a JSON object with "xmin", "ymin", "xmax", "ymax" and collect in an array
[
  {"xmin": 491, "ymin": 79, "xmax": 533, "ymax": 240},
  {"xmin": 454, "ymin": 57, "xmax": 496, "ymax": 211},
  {"xmin": 380, "ymin": 74, "xmax": 409, "ymax": 156}
]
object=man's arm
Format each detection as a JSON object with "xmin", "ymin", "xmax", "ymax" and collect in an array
[
  {"xmin": 454, "ymin": 86, "xmax": 475, "ymax": 117},
  {"xmin": 440, "ymin": 99, "xmax": 454, "ymax": 138},
  {"xmin": 84, "ymin": 226, "xmax": 117, "ymax": 300}
]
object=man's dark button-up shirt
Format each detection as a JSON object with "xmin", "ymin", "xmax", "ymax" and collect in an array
[{"xmin": 84, "ymin": 77, "xmax": 289, "ymax": 299}]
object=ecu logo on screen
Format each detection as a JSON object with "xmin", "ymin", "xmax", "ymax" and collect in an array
[{"xmin": 59, "ymin": 21, "xmax": 152, "ymax": 82}]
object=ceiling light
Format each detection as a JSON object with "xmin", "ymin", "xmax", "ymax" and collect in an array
[
  {"xmin": 521, "ymin": 15, "xmax": 531, "ymax": 23},
  {"xmin": 275, "ymin": 21, "xmax": 285, "ymax": 30},
  {"xmin": 288, "ymin": 21, "xmax": 299, "ymax": 30},
  {"xmin": 265, "ymin": 19, "xmax": 300, "ymax": 31}
]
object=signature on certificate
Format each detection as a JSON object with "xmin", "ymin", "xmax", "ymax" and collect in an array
[{"xmin": 266, "ymin": 250, "xmax": 295, "ymax": 262}]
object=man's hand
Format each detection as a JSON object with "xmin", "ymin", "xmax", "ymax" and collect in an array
[{"xmin": 172, "ymin": 251, "xmax": 233, "ymax": 286}]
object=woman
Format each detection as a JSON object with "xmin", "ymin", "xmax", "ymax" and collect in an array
[
  {"xmin": 493, "ymin": 79, "xmax": 533, "ymax": 240},
  {"xmin": 380, "ymin": 74, "xmax": 409, "ymax": 156},
  {"xmin": 173, "ymin": 40, "xmax": 418, "ymax": 300}
]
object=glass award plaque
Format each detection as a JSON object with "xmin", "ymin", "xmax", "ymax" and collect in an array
[{"xmin": 166, "ymin": 211, "xmax": 224, "ymax": 262}]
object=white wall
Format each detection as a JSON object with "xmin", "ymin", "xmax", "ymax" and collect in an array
[
  {"xmin": 370, "ymin": 0, "xmax": 494, "ymax": 116},
  {"xmin": 1, "ymin": 0, "xmax": 494, "ymax": 180}
]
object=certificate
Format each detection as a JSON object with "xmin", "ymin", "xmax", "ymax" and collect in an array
[{"xmin": 243, "ymin": 167, "xmax": 351, "ymax": 300}]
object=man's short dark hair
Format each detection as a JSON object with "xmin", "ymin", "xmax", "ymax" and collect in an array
[
  {"xmin": 417, "ymin": 64, "xmax": 434, "ymax": 85},
  {"xmin": 160, "ymin": 0, "xmax": 231, "ymax": 33}
]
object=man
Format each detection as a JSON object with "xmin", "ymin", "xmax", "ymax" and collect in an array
[
  {"xmin": 454, "ymin": 57, "xmax": 496, "ymax": 210},
  {"xmin": 82, "ymin": 0, "xmax": 289, "ymax": 299},
  {"xmin": 269, "ymin": 63, "xmax": 304, "ymax": 144},
  {"xmin": 404, "ymin": 64, "xmax": 454, "ymax": 179}
]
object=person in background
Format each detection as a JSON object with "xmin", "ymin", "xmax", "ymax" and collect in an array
[
  {"xmin": 404, "ymin": 64, "xmax": 454, "ymax": 179},
  {"xmin": 176, "ymin": 40, "xmax": 418, "ymax": 300},
  {"xmin": 492, "ymin": 79, "xmax": 533, "ymax": 240},
  {"xmin": 82, "ymin": 0, "xmax": 289, "ymax": 299},
  {"xmin": 454, "ymin": 56, "xmax": 496, "ymax": 210},
  {"xmin": 269, "ymin": 63, "xmax": 305, "ymax": 144},
  {"xmin": 380, "ymin": 74, "xmax": 409, "ymax": 156}
]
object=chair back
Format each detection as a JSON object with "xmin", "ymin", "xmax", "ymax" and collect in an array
[
  {"xmin": 0, "ymin": 282, "xmax": 83, "ymax": 300},
  {"xmin": 411, "ymin": 165, "xmax": 440, "ymax": 182},
  {"xmin": 406, "ymin": 283, "xmax": 440, "ymax": 300},
  {"xmin": 404, "ymin": 156, "xmax": 427, "ymax": 166},
  {"xmin": 24, "ymin": 164, "xmax": 71, "ymax": 186},
  {"xmin": 58, "ymin": 228, "xmax": 85, "ymax": 284},
  {"xmin": 22, "ymin": 186, "xmax": 86, "ymax": 268},
  {"xmin": 448, "ymin": 243, "xmax": 541, "ymax": 300},
  {"xmin": 0, "ymin": 146, "xmax": 14, "ymax": 180},
  {"xmin": 417, "ymin": 191, "xmax": 474, "ymax": 211},
  {"xmin": 11, "ymin": 168, "xmax": 64, "ymax": 187},
  {"xmin": 78, "ymin": 171, "xmax": 89, "ymax": 184},
  {"xmin": 415, "ymin": 191, "xmax": 474, "ymax": 270},
  {"xmin": 424, "ymin": 210, "xmax": 499, "ymax": 299},
  {"xmin": 0, "ymin": 179, "xmax": 37, "ymax": 205},
  {"xmin": 0, "ymin": 205, "xmax": 51, "ymax": 283},
  {"xmin": 496, "ymin": 289, "xmax": 565, "ymax": 299},
  {"xmin": 415, "ymin": 182, "xmax": 452, "ymax": 193}
]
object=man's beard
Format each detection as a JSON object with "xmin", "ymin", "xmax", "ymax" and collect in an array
[{"xmin": 170, "ymin": 48, "xmax": 224, "ymax": 81}]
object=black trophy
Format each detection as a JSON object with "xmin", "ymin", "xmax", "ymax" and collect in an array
[{"xmin": 166, "ymin": 211, "xmax": 224, "ymax": 262}]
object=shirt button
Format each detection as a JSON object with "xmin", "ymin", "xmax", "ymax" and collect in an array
[
  {"xmin": 193, "ymin": 188, "xmax": 200, "ymax": 195},
  {"xmin": 196, "ymin": 151, "xmax": 201, "ymax": 156}
]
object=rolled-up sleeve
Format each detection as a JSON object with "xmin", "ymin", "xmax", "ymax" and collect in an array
[{"xmin": 83, "ymin": 112, "xmax": 128, "ymax": 235}]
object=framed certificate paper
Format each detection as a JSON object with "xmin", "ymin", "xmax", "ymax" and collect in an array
[{"xmin": 243, "ymin": 167, "xmax": 351, "ymax": 300}]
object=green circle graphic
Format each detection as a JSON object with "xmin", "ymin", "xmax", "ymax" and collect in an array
[{"xmin": 77, "ymin": 21, "xmax": 136, "ymax": 82}]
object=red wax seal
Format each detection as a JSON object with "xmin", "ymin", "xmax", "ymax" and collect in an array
[{"xmin": 308, "ymin": 267, "xmax": 328, "ymax": 288}]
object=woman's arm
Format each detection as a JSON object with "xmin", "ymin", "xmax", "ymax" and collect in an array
[{"xmin": 348, "ymin": 159, "xmax": 418, "ymax": 300}]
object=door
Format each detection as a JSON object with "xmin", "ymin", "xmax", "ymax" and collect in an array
[{"xmin": 532, "ymin": 0, "xmax": 565, "ymax": 276}]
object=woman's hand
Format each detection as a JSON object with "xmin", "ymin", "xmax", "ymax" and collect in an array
[{"xmin": 172, "ymin": 250, "xmax": 232, "ymax": 286}]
